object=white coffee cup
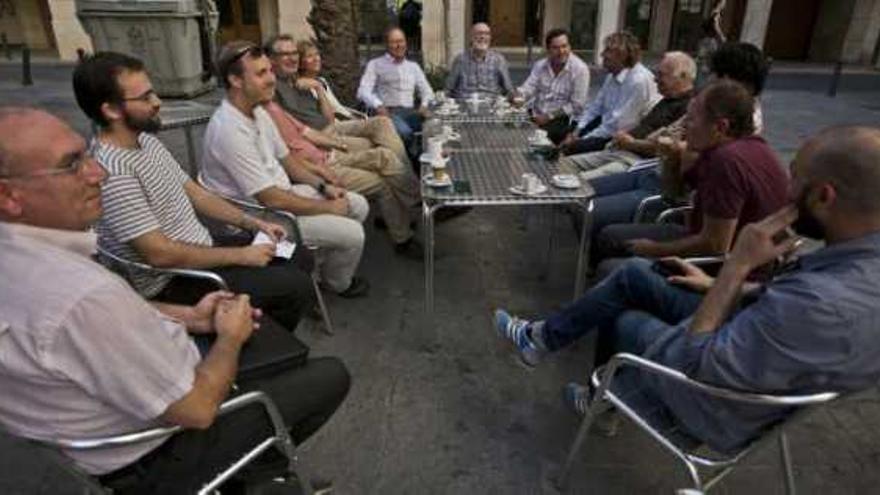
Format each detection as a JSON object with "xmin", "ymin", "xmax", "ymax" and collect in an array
[
  {"xmin": 426, "ymin": 137, "xmax": 445, "ymax": 160},
  {"xmin": 442, "ymin": 125, "xmax": 460, "ymax": 140},
  {"xmin": 435, "ymin": 90, "xmax": 447, "ymax": 103},
  {"xmin": 520, "ymin": 173, "xmax": 541, "ymax": 194},
  {"xmin": 531, "ymin": 129, "xmax": 549, "ymax": 142}
]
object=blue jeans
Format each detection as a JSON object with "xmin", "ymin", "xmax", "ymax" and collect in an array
[
  {"xmin": 388, "ymin": 107, "xmax": 423, "ymax": 158},
  {"xmin": 541, "ymin": 258, "xmax": 703, "ymax": 353},
  {"xmin": 588, "ymin": 166, "xmax": 662, "ymax": 237}
]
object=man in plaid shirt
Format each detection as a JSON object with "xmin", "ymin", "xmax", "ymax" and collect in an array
[{"xmin": 445, "ymin": 23, "xmax": 514, "ymax": 99}]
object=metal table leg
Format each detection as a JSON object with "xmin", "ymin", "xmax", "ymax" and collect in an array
[
  {"xmin": 573, "ymin": 199, "xmax": 594, "ymax": 300},
  {"xmin": 423, "ymin": 202, "xmax": 438, "ymax": 313}
]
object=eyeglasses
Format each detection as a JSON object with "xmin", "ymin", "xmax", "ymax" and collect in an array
[
  {"xmin": 0, "ymin": 148, "xmax": 102, "ymax": 181},
  {"xmin": 122, "ymin": 88, "xmax": 159, "ymax": 103},
  {"xmin": 272, "ymin": 50, "xmax": 298, "ymax": 58}
]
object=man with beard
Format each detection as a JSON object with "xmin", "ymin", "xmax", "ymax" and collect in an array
[
  {"xmin": 445, "ymin": 23, "xmax": 514, "ymax": 98},
  {"xmin": 201, "ymin": 42, "xmax": 370, "ymax": 298},
  {"xmin": 72, "ymin": 52, "xmax": 317, "ymax": 331},
  {"xmin": 494, "ymin": 125, "xmax": 880, "ymax": 453}
]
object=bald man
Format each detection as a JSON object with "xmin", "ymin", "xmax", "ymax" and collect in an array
[
  {"xmin": 445, "ymin": 22, "xmax": 514, "ymax": 98},
  {"xmin": 0, "ymin": 107, "xmax": 349, "ymax": 492},
  {"xmin": 494, "ymin": 126, "xmax": 880, "ymax": 453}
]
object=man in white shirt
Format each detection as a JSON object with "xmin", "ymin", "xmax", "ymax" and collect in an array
[
  {"xmin": 515, "ymin": 28, "xmax": 591, "ymax": 145},
  {"xmin": 0, "ymin": 106, "xmax": 349, "ymax": 493},
  {"xmin": 357, "ymin": 27, "xmax": 435, "ymax": 160},
  {"xmin": 200, "ymin": 41, "xmax": 370, "ymax": 297},
  {"xmin": 561, "ymin": 32, "xmax": 659, "ymax": 156}
]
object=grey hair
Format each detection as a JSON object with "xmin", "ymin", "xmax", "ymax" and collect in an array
[
  {"xmin": 663, "ymin": 51, "xmax": 697, "ymax": 82},
  {"xmin": 804, "ymin": 126, "xmax": 880, "ymax": 214}
]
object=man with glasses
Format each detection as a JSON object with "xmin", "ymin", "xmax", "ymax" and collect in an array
[
  {"xmin": 0, "ymin": 106, "xmax": 349, "ymax": 493},
  {"xmin": 72, "ymin": 52, "xmax": 318, "ymax": 332},
  {"xmin": 445, "ymin": 23, "xmax": 514, "ymax": 99},
  {"xmin": 201, "ymin": 41, "xmax": 370, "ymax": 298}
]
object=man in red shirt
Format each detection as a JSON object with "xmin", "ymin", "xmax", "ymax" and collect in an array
[{"xmin": 595, "ymin": 79, "xmax": 789, "ymax": 262}]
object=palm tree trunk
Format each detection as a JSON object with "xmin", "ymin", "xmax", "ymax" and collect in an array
[{"xmin": 308, "ymin": 0, "xmax": 361, "ymax": 105}]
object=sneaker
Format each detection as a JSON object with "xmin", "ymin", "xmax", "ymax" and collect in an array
[
  {"xmin": 394, "ymin": 237, "xmax": 424, "ymax": 261},
  {"xmin": 563, "ymin": 382, "xmax": 619, "ymax": 437},
  {"xmin": 337, "ymin": 276, "xmax": 370, "ymax": 298},
  {"xmin": 493, "ymin": 309, "xmax": 544, "ymax": 368}
]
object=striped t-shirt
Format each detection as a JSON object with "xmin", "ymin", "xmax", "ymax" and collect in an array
[{"xmin": 95, "ymin": 133, "xmax": 213, "ymax": 297}]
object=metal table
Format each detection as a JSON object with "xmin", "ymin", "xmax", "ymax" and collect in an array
[
  {"xmin": 422, "ymin": 114, "xmax": 595, "ymax": 313},
  {"xmin": 158, "ymin": 101, "xmax": 216, "ymax": 170}
]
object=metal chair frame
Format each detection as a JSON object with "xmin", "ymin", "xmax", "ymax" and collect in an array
[
  {"xmin": 43, "ymin": 391, "xmax": 313, "ymax": 495},
  {"xmin": 558, "ymin": 352, "xmax": 839, "ymax": 493}
]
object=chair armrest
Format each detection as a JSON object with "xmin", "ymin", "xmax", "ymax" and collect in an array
[
  {"xmin": 95, "ymin": 246, "xmax": 229, "ymax": 291},
  {"xmin": 46, "ymin": 391, "xmax": 280, "ymax": 450},
  {"xmin": 592, "ymin": 353, "xmax": 839, "ymax": 407},
  {"xmin": 657, "ymin": 205, "xmax": 693, "ymax": 225},
  {"xmin": 627, "ymin": 157, "xmax": 661, "ymax": 173},
  {"xmin": 633, "ymin": 195, "xmax": 665, "ymax": 223}
]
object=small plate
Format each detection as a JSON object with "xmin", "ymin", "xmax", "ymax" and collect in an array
[
  {"xmin": 551, "ymin": 174, "xmax": 581, "ymax": 189},
  {"xmin": 419, "ymin": 153, "xmax": 450, "ymax": 164},
  {"xmin": 423, "ymin": 174, "xmax": 453, "ymax": 187},
  {"xmin": 509, "ymin": 184, "xmax": 548, "ymax": 196}
]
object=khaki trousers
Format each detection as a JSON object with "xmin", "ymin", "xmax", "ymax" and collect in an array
[
  {"xmin": 328, "ymin": 147, "xmax": 419, "ymax": 244},
  {"xmin": 331, "ymin": 116, "xmax": 411, "ymax": 169}
]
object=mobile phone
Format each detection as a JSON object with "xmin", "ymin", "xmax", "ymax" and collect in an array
[{"xmin": 453, "ymin": 180, "xmax": 472, "ymax": 194}]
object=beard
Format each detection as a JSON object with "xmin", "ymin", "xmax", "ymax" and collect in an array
[
  {"xmin": 791, "ymin": 190, "xmax": 826, "ymax": 240},
  {"xmin": 124, "ymin": 111, "xmax": 161, "ymax": 134}
]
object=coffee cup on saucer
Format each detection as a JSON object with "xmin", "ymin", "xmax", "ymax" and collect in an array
[
  {"xmin": 424, "ymin": 137, "xmax": 446, "ymax": 162},
  {"xmin": 432, "ymin": 158, "xmax": 449, "ymax": 181},
  {"xmin": 521, "ymin": 173, "xmax": 541, "ymax": 194},
  {"xmin": 442, "ymin": 125, "xmax": 460, "ymax": 141}
]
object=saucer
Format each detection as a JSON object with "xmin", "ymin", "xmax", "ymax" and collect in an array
[
  {"xmin": 509, "ymin": 184, "xmax": 548, "ymax": 196},
  {"xmin": 423, "ymin": 174, "xmax": 453, "ymax": 187},
  {"xmin": 551, "ymin": 174, "xmax": 580, "ymax": 189},
  {"xmin": 443, "ymin": 132, "xmax": 461, "ymax": 141},
  {"xmin": 419, "ymin": 153, "xmax": 450, "ymax": 164}
]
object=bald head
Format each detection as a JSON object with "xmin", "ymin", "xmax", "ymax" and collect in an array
[
  {"xmin": 797, "ymin": 126, "xmax": 880, "ymax": 215},
  {"xmin": 0, "ymin": 107, "xmax": 68, "ymax": 177}
]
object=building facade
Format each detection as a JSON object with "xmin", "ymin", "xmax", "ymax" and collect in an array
[{"xmin": 5, "ymin": 0, "xmax": 879, "ymax": 70}]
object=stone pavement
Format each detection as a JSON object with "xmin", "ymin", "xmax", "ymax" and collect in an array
[{"xmin": 2, "ymin": 63, "xmax": 880, "ymax": 493}]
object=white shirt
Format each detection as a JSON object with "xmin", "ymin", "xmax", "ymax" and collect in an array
[
  {"xmin": 575, "ymin": 62, "xmax": 660, "ymax": 139},
  {"xmin": 200, "ymin": 99, "xmax": 293, "ymax": 201},
  {"xmin": 517, "ymin": 54, "xmax": 591, "ymax": 118},
  {"xmin": 0, "ymin": 222, "xmax": 200, "ymax": 475},
  {"xmin": 357, "ymin": 53, "xmax": 435, "ymax": 109}
]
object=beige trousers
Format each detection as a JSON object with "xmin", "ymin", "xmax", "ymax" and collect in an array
[
  {"xmin": 328, "ymin": 146, "xmax": 420, "ymax": 244},
  {"xmin": 331, "ymin": 116, "xmax": 411, "ymax": 169}
]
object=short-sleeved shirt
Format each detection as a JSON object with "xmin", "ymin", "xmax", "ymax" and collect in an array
[
  {"xmin": 684, "ymin": 136, "xmax": 789, "ymax": 235},
  {"xmin": 275, "ymin": 78, "xmax": 331, "ymax": 130},
  {"xmin": 200, "ymin": 99, "xmax": 294, "ymax": 201},
  {"xmin": 0, "ymin": 222, "xmax": 200, "ymax": 475},
  {"xmin": 95, "ymin": 133, "xmax": 213, "ymax": 297}
]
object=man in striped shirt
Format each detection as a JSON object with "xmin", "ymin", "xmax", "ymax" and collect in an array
[{"xmin": 72, "ymin": 52, "xmax": 316, "ymax": 332}]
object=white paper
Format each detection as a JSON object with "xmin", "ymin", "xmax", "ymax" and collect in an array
[{"xmin": 252, "ymin": 232, "xmax": 297, "ymax": 259}]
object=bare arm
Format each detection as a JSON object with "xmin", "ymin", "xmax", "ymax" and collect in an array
[
  {"xmin": 255, "ymin": 185, "xmax": 346, "ymax": 216},
  {"xmin": 630, "ymin": 215, "xmax": 737, "ymax": 258},
  {"xmin": 130, "ymin": 229, "xmax": 273, "ymax": 269}
]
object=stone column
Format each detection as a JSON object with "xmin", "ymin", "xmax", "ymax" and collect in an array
[
  {"xmin": 543, "ymin": 0, "xmax": 573, "ymax": 34},
  {"xmin": 422, "ymin": 0, "xmax": 447, "ymax": 68},
  {"xmin": 276, "ymin": 0, "xmax": 313, "ymax": 39},
  {"xmin": 47, "ymin": 0, "xmax": 92, "ymax": 60},
  {"xmin": 448, "ymin": 0, "xmax": 467, "ymax": 64},
  {"xmin": 648, "ymin": 0, "xmax": 675, "ymax": 54},
  {"xmin": 594, "ymin": 0, "xmax": 623, "ymax": 64},
  {"xmin": 739, "ymin": 0, "xmax": 773, "ymax": 49},
  {"xmin": 840, "ymin": 0, "xmax": 880, "ymax": 65}
]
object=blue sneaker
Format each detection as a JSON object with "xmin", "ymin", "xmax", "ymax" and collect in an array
[
  {"xmin": 564, "ymin": 382, "xmax": 619, "ymax": 436},
  {"xmin": 494, "ymin": 309, "xmax": 544, "ymax": 368}
]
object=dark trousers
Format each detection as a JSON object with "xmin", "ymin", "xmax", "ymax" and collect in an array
[
  {"xmin": 595, "ymin": 223, "xmax": 689, "ymax": 265},
  {"xmin": 101, "ymin": 350, "xmax": 351, "ymax": 494},
  {"xmin": 540, "ymin": 114, "xmax": 574, "ymax": 145},
  {"xmin": 388, "ymin": 106, "xmax": 424, "ymax": 167},
  {"xmin": 156, "ymin": 257, "xmax": 315, "ymax": 334}
]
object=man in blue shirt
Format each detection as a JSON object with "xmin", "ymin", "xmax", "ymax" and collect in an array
[{"xmin": 495, "ymin": 126, "xmax": 880, "ymax": 453}]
